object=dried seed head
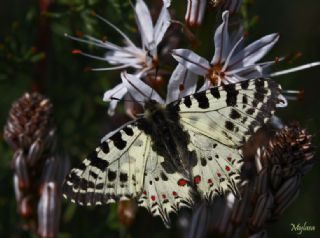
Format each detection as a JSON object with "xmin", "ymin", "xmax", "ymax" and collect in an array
[
  {"xmin": 4, "ymin": 92, "xmax": 54, "ymax": 150},
  {"xmin": 4, "ymin": 92, "xmax": 69, "ymax": 238},
  {"xmin": 260, "ymin": 123, "xmax": 315, "ymax": 178}
]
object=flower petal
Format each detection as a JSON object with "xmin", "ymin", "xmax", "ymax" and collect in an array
[
  {"xmin": 211, "ymin": 11, "xmax": 231, "ymax": 65},
  {"xmin": 166, "ymin": 64, "xmax": 198, "ymax": 103},
  {"xmin": 226, "ymin": 60, "xmax": 275, "ymax": 77},
  {"xmin": 276, "ymin": 94, "xmax": 288, "ymax": 108},
  {"xmin": 228, "ymin": 33, "xmax": 279, "ymax": 70},
  {"xmin": 224, "ymin": 74, "xmax": 247, "ymax": 84},
  {"xmin": 103, "ymin": 83, "xmax": 127, "ymax": 102},
  {"xmin": 154, "ymin": 3, "xmax": 171, "ymax": 46},
  {"xmin": 223, "ymin": 0, "xmax": 243, "ymax": 14},
  {"xmin": 135, "ymin": 0, "xmax": 154, "ymax": 48},
  {"xmin": 105, "ymin": 49, "xmax": 144, "ymax": 66},
  {"xmin": 108, "ymin": 100, "xmax": 121, "ymax": 116},
  {"xmin": 163, "ymin": 0, "xmax": 171, "ymax": 7},
  {"xmin": 222, "ymin": 36, "xmax": 244, "ymax": 71},
  {"xmin": 121, "ymin": 72, "xmax": 164, "ymax": 104},
  {"xmin": 103, "ymin": 83, "xmax": 128, "ymax": 116},
  {"xmin": 172, "ymin": 49, "xmax": 210, "ymax": 75},
  {"xmin": 198, "ymin": 79, "xmax": 212, "ymax": 92}
]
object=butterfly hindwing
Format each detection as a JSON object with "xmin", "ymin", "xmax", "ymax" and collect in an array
[
  {"xmin": 176, "ymin": 78, "xmax": 280, "ymax": 199},
  {"xmin": 186, "ymin": 129, "xmax": 243, "ymax": 199},
  {"xmin": 137, "ymin": 144, "xmax": 193, "ymax": 227}
]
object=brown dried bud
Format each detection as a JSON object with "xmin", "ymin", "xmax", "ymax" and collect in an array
[{"xmin": 4, "ymin": 92, "xmax": 54, "ymax": 150}]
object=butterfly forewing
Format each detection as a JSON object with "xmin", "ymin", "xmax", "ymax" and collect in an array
[
  {"xmin": 179, "ymin": 78, "xmax": 280, "ymax": 145},
  {"xmin": 63, "ymin": 124, "xmax": 149, "ymax": 205}
]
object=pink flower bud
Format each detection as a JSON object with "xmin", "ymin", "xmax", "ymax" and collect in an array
[
  {"xmin": 13, "ymin": 150, "xmax": 30, "ymax": 190},
  {"xmin": 37, "ymin": 182, "xmax": 61, "ymax": 238}
]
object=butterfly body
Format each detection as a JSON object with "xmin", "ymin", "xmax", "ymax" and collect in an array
[
  {"xmin": 63, "ymin": 78, "xmax": 281, "ymax": 227},
  {"xmin": 138, "ymin": 100, "xmax": 197, "ymax": 178}
]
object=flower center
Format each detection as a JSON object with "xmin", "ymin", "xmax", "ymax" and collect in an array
[
  {"xmin": 207, "ymin": 63, "xmax": 225, "ymax": 86},
  {"xmin": 144, "ymin": 51, "xmax": 158, "ymax": 70}
]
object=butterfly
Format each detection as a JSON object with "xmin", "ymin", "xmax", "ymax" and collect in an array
[{"xmin": 63, "ymin": 78, "xmax": 281, "ymax": 227}]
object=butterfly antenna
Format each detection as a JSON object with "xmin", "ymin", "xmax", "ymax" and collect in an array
[
  {"xmin": 110, "ymin": 97, "xmax": 144, "ymax": 104},
  {"xmin": 148, "ymin": 65, "xmax": 159, "ymax": 101}
]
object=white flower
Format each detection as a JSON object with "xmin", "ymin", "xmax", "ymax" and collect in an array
[
  {"xmin": 173, "ymin": 11, "xmax": 279, "ymax": 88},
  {"xmin": 120, "ymin": 72, "xmax": 165, "ymax": 105},
  {"xmin": 118, "ymin": 63, "xmax": 197, "ymax": 106},
  {"xmin": 67, "ymin": 0, "xmax": 171, "ymax": 115},
  {"xmin": 66, "ymin": 0, "xmax": 171, "ymax": 75},
  {"xmin": 185, "ymin": 0, "xmax": 242, "ymax": 26},
  {"xmin": 173, "ymin": 10, "xmax": 320, "ymax": 107}
]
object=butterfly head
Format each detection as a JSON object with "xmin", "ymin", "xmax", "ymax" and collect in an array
[{"xmin": 143, "ymin": 99, "xmax": 165, "ymax": 119}]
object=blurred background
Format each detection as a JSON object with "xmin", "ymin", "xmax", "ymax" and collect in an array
[{"xmin": 0, "ymin": 0, "xmax": 319, "ymax": 237}]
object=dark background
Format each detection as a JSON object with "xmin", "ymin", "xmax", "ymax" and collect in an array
[{"xmin": 0, "ymin": 0, "xmax": 319, "ymax": 237}]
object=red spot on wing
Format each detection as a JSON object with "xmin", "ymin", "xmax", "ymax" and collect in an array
[
  {"xmin": 172, "ymin": 191, "xmax": 177, "ymax": 197},
  {"xmin": 143, "ymin": 191, "xmax": 147, "ymax": 195},
  {"xmin": 208, "ymin": 179, "xmax": 213, "ymax": 184},
  {"xmin": 225, "ymin": 166, "xmax": 231, "ymax": 172},
  {"xmin": 178, "ymin": 179, "xmax": 188, "ymax": 186},
  {"xmin": 194, "ymin": 175, "xmax": 201, "ymax": 184},
  {"xmin": 151, "ymin": 195, "xmax": 156, "ymax": 201},
  {"xmin": 217, "ymin": 173, "xmax": 222, "ymax": 177}
]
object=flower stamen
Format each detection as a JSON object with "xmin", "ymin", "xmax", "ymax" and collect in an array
[{"xmin": 208, "ymin": 63, "xmax": 224, "ymax": 85}]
